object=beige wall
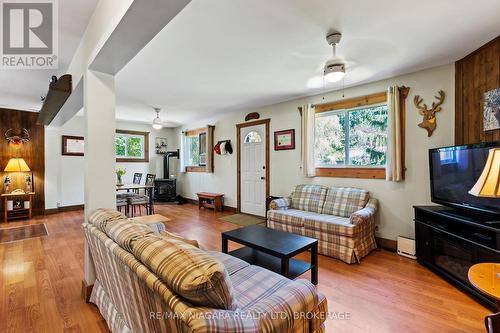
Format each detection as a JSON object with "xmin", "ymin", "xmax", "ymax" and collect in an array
[{"xmin": 174, "ymin": 64, "xmax": 455, "ymax": 240}]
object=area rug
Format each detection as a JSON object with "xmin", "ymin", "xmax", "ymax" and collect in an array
[
  {"xmin": 220, "ymin": 214, "xmax": 265, "ymax": 227},
  {"xmin": 0, "ymin": 224, "xmax": 48, "ymax": 244}
]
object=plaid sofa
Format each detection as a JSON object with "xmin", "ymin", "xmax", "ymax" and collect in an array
[
  {"xmin": 84, "ymin": 209, "xmax": 328, "ymax": 333},
  {"xmin": 268, "ymin": 185, "xmax": 378, "ymax": 264}
]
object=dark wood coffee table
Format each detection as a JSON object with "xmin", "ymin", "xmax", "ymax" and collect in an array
[{"xmin": 222, "ymin": 225, "xmax": 318, "ymax": 285}]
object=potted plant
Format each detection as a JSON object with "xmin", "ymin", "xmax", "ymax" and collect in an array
[{"xmin": 116, "ymin": 168, "xmax": 126, "ymax": 186}]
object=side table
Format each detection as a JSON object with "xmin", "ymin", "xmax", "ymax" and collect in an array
[{"xmin": 2, "ymin": 192, "xmax": 35, "ymax": 223}]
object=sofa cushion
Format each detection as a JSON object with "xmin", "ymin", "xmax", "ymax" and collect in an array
[
  {"xmin": 268, "ymin": 209, "xmax": 357, "ymax": 238},
  {"xmin": 322, "ymin": 187, "xmax": 369, "ymax": 217},
  {"xmin": 88, "ymin": 208, "xmax": 127, "ymax": 230},
  {"xmin": 104, "ymin": 219, "xmax": 154, "ymax": 252},
  {"xmin": 230, "ymin": 265, "xmax": 289, "ymax": 309},
  {"xmin": 267, "ymin": 209, "xmax": 311, "ymax": 228},
  {"xmin": 132, "ymin": 235, "xmax": 238, "ymax": 310},
  {"xmin": 302, "ymin": 214, "xmax": 356, "ymax": 238},
  {"xmin": 207, "ymin": 251, "xmax": 250, "ymax": 276},
  {"xmin": 291, "ymin": 184, "xmax": 328, "ymax": 213}
]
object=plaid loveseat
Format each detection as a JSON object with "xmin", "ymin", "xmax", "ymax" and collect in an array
[
  {"xmin": 84, "ymin": 209, "xmax": 328, "ymax": 333},
  {"xmin": 268, "ymin": 185, "xmax": 378, "ymax": 264}
]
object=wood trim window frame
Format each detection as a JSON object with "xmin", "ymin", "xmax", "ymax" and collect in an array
[
  {"xmin": 312, "ymin": 89, "xmax": 409, "ymax": 179},
  {"xmin": 236, "ymin": 118, "xmax": 270, "ymax": 213},
  {"xmin": 184, "ymin": 127, "xmax": 214, "ymax": 173},
  {"xmin": 115, "ymin": 129, "xmax": 149, "ymax": 163}
]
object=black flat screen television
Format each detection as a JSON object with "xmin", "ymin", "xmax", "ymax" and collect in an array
[{"xmin": 429, "ymin": 142, "xmax": 500, "ymax": 217}]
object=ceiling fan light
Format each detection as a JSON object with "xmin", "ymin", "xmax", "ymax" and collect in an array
[
  {"xmin": 152, "ymin": 107, "xmax": 163, "ymax": 129},
  {"xmin": 152, "ymin": 119, "xmax": 163, "ymax": 130},
  {"xmin": 324, "ymin": 62, "xmax": 345, "ymax": 83}
]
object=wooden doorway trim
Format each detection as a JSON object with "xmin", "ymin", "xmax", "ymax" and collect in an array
[{"xmin": 236, "ymin": 118, "xmax": 270, "ymax": 214}]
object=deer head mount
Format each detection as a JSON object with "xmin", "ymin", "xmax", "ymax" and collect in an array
[
  {"xmin": 5, "ymin": 128, "xmax": 31, "ymax": 149},
  {"xmin": 414, "ymin": 90, "xmax": 445, "ymax": 137}
]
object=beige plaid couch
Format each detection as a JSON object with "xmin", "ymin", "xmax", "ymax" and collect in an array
[
  {"xmin": 268, "ymin": 185, "xmax": 378, "ymax": 264},
  {"xmin": 84, "ymin": 209, "xmax": 328, "ymax": 333}
]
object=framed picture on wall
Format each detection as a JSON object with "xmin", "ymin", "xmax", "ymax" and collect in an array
[
  {"xmin": 62, "ymin": 135, "xmax": 84, "ymax": 156},
  {"xmin": 155, "ymin": 137, "xmax": 168, "ymax": 154},
  {"xmin": 274, "ymin": 129, "xmax": 295, "ymax": 150},
  {"xmin": 484, "ymin": 87, "xmax": 500, "ymax": 131}
]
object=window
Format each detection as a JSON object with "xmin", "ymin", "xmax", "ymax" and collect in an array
[
  {"xmin": 315, "ymin": 104, "xmax": 388, "ymax": 167},
  {"xmin": 185, "ymin": 135, "xmax": 200, "ymax": 166},
  {"xmin": 244, "ymin": 131, "xmax": 262, "ymax": 143},
  {"xmin": 115, "ymin": 130, "xmax": 149, "ymax": 162}
]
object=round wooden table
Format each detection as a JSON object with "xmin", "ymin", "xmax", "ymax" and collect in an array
[{"xmin": 468, "ymin": 263, "xmax": 500, "ymax": 310}]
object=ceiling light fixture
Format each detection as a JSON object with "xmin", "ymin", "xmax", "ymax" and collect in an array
[
  {"xmin": 152, "ymin": 107, "xmax": 163, "ymax": 130},
  {"xmin": 324, "ymin": 32, "xmax": 345, "ymax": 83}
]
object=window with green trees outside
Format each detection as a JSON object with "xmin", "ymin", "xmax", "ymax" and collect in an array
[
  {"xmin": 115, "ymin": 133, "xmax": 146, "ymax": 159},
  {"xmin": 315, "ymin": 104, "xmax": 388, "ymax": 167}
]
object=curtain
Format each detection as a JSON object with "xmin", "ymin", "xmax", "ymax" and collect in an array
[
  {"xmin": 205, "ymin": 125, "xmax": 214, "ymax": 173},
  {"xmin": 301, "ymin": 104, "xmax": 316, "ymax": 177},
  {"xmin": 386, "ymin": 86, "xmax": 404, "ymax": 181},
  {"xmin": 178, "ymin": 131, "xmax": 186, "ymax": 173}
]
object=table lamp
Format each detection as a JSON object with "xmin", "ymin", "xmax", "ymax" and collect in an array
[
  {"xmin": 4, "ymin": 157, "xmax": 31, "ymax": 193},
  {"xmin": 469, "ymin": 148, "xmax": 500, "ymax": 198}
]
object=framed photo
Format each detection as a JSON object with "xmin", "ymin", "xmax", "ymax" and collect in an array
[
  {"xmin": 62, "ymin": 135, "xmax": 84, "ymax": 156},
  {"xmin": 155, "ymin": 137, "xmax": 168, "ymax": 154},
  {"xmin": 484, "ymin": 88, "xmax": 500, "ymax": 131},
  {"xmin": 274, "ymin": 129, "xmax": 295, "ymax": 150}
]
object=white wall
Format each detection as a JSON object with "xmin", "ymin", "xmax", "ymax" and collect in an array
[
  {"xmin": 45, "ymin": 116, "xmax": 176, "ymax": 209},
  {"xmin": 173, "ymin": 64, "xmax": 455, "ymax": 240}
]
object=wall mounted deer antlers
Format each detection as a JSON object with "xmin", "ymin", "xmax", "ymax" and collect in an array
[
  {"xmin": 414, "ymin": 90, "xmax": 445, "ymax": 137},
  {"xmin": 5, "ymin": 128, "xmax": 31, "ymax": 149}
]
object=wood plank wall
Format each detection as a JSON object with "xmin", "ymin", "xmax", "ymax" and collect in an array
[
  {"xmin": 455, "ymin": 35, "xmax": 500, "ymax": 144},
  {"xmin": 0, "ymin": 109, "xmax": 45, "ymax": 214}
]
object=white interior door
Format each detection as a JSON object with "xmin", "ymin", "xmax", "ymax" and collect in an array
[{"xmin": 240, "ymin": 124, "xmax": 266, "ymax": 216}]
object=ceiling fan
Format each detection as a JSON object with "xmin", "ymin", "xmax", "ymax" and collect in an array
[{"xmin": 323, "ymin": 32, "xmax": 345, "ymax": 83}]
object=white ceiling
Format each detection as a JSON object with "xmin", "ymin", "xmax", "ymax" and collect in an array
[
  {"xmin": 2, "ymin": 0, "xmax": 500, "ymax": 126},
  {"xmin": 115, "ymin": 0, "xmax": 500, "ymax": 126},
  {"xmin": 0, "ymin": 0, "xmax": 98, "ymax": 112}
]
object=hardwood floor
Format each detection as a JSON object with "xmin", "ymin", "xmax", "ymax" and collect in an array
[{"xmin": 0, "ymin": 204, "xmax": 490, "ymax": 332}]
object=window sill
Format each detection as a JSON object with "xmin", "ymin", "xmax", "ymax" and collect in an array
[
  {"xmin": 315, "ymin": 167, "xmax": 385, "ymax": 179},
  {"xmin": 186, "ymin": 166, "xmax": 206, "ymax": 173},
  {"xmin": 116, "ymin": 157, "xmax": 149, "ymax": 163}
]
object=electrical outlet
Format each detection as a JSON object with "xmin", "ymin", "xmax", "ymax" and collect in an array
[{"xmin": 375, "ymin": 225, "xmax": 379, "ymax": 232}]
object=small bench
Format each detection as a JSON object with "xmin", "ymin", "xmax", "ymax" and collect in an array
[
  {"xmin": 130, "ymin": 214, "xmax": 170, "ymax": 233},
  {"xmin": 197, "ymin": 192, "xmax": 224, "ymax": 213}
]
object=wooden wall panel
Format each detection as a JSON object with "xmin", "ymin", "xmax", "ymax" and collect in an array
[
  {"xmin": 0, "ymin": 109, "xmax": 45, "ymax": 214},
  {"xmin": 455, "ymin": 36, "xmax": 500, "ymax": 144}
]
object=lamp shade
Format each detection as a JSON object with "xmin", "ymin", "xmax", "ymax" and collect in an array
[
  {"xmin": 469, "ymin": 148, "xmax": 500, "ymax": 197},
  {"xmin": 4, "ymin": 158, "xmax": 31, "ymax": 172}
]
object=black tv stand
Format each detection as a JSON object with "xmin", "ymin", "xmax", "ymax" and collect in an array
[{"xmin": 414, "ymin": 205, "xmax": 500, "ymax": 311}]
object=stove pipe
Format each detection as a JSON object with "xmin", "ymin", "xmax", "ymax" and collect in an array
[{"xmin": 163, "ymin": 149, "xmax": 179, "ymax": 179}]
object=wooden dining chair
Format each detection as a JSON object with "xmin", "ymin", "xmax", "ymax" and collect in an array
[
  {"xmin": 128, "ymin": 173, "xmax": 155, "ymax": 216},
  {"xmin": 132, "ymin": 173, "xmax": 142, "ymax": 194},
  {"xmin": 116, "ymin": 195, "xmax": 129, "ymax": 216},
  {"xmin": 145, "ymin": 174, "xmax": 155, "ymax": 186}
]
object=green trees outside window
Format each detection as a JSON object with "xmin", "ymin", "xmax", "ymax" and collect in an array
[
  {"xmin": 315, "ymin": 104, "xmax": 388, "ymax": 167},
  {"xmin": 116, "ymin": 134, "xmax": 144, "ymax": 158}
]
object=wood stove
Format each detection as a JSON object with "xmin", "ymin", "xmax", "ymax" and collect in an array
[{"xmin": 154, "ymin": 150, "xmax": 179, "ymax": 202}]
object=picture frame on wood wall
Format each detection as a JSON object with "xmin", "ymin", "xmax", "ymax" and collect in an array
[
  {"xmin": 62, "ymin": 135, "xmax": 84, "ymax": 156},
  {"xmin": 274, "ymin": 129, "xmax": 295, "ymax": 150},
  {"xmin": 484, "ymin": 88, "xmax": 500, "ymax": 131}
]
